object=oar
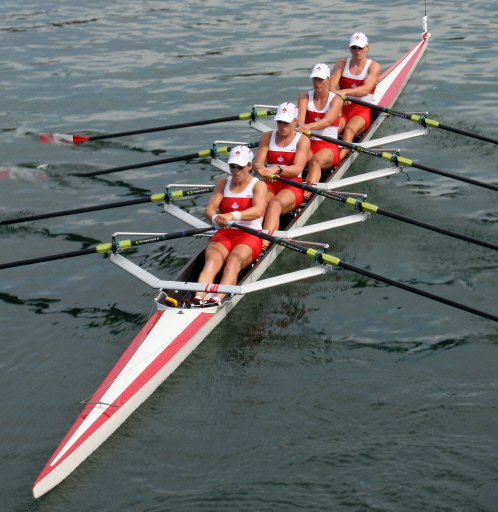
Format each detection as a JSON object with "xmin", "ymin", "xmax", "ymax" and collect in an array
[
  {"xmin": 337, "ymin": 95, "xmax": 498, "ymax": 146},
  {"xmin": 227, "ymin": 221, "xmax": 498, "ymax": 323},
  {"xmin": 269, "ymin": 175, "xmax": 498, "ymax": 252},
  {"xmin": 304, "ymin": 130, "xmax": 498, "ymax": 192},
  {"xmin": 0, "ymin": 227, "xmax": 214, "ymax": 270},
  {"xmin": 0, "ymin": 186, "xmax": 214, "ymax": 227},
  {"xmin": 73, "ymin": 141, "xmax": 260, "ymax": 177},
  {"xmin": 39, "ymin": 109, "xmax": 277, "ymax": 145}
]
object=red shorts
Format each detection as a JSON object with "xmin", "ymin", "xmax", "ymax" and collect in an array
[
  {"xmin": 266, "ymin": 177, "xmax": 304, "ymax": 209},
  {"xmin": 342, "ymin": 103, "xmax": 372, "ymax": 131},
  {"xmin": 310, "ymin": 139, "xmax": 340, "ymax": 167},
  {"xmin": 210, "ymin": 228, "xmax": 263, "ymax": 261}
]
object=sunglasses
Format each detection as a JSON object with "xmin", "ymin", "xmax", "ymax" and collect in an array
[
  {"xmin": 229, "ymin": 164, "xmax": 246, "ymax": 170},
  {"xmin": 276, "ymin": 120, "xmax": 291, "ymax": 125},
  {"xmin": 350, "ymin": 45, "xmax": 365, "ymax": 50}
]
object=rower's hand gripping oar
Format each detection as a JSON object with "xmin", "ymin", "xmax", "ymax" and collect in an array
[
  {"xmin": 0, "ymin": 227, "xmax": 214, "ymax": 270},
  {"xmin": 268, "ymin": 174, "xmax": 498, "ymax": 253},
  {"xmin": 40, "ymin": 109, "xmax": 277, "ymax": 145},
  {"xmin": 73, "ymin": 141, "xmax": 260, "ymax": 178},
  {"xmin": 337, "ymin": 94, "xmax": 498, "ymax": 147},
  {"xmin": 302, "ymin": 130, "xmax": 498, "ymax": 193},
  {"xmin": 0, "ymin": 186, "xmax": 214, "ymax": 227},
  {"xmin": 227, "ymin": 221, "xmax": 498, "ymax": 324}
]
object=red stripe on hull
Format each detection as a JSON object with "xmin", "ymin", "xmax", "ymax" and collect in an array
[
  {"xmin": 378, "ymin": 37, "xmax": 428, "ymax": 107},
  {"xmin": 33, "ymin": 309, "xmax": 213, "ymax": 490}
]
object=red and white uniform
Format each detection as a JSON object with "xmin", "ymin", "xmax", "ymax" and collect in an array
[
  {"xmin": 267, "ymin": 130, "xmax": 303, "ymax": 172},
  {"xmin": 218, "ymin": 176, "xmax": 263, "ymax": 230},
  {"xmin": 339, "ymin": 58, "xmax": 376, "ymax": 130},
  {"xmin": 339, "ymin": 58, "xmax": 376, "ymax": 102},
  {"xmin": 266, "ymin": 130, "xmax": 305, "ymax": 208},
  {"xmin": 305, "ymin": 91, "xmax": 341, "ymax": 141},
  {"xmin": 211, "ymin": 176, "xmax": 263, "ymax": 260},
  {"xmin": 304, "ymin": 91, "xmax": 341, "ymax": 167}
]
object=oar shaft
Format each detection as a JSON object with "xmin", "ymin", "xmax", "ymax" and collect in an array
[
  {"xmin": 0, "ymin": 248, "xmax": 97, "ymax": 270},
  {"xmin": 87, "ymin": 115, "xmax": 245, "ymax": 141},
  {"xmin": 46, "ymin": 109, "xmax": 276, "ymax": 144},
  {"xmin": 337, "ymin": 260, "xmax": 498, "ymax": 323},
  {"xmin": 374, "ymin": 207, "xmax": 498, "ymax": 252},
  {"xmin": 305, "ymin": 131, "xmax": 498, "ymax": 192},
  {"xmin": 0, "ymin": 197, "xmax": 155, "ymax": 226},
  {"xmin": 74, "ymin": 141, "xmax": 260, "ymax": 178},
  {"xmin": 0, "ymin": 227, "xmax": 214, "ymax": 270},
  {"xmin": 0, "ymin": 186, "xmax": 214, "ymax": 226},
  {"xmin": 271, "ymin": 175, "xmax": 498, "ymax": 253},
  {"xmin": 228, "ymin": 220, "xmax": 498, "ymax": 323},
  {"xmin": 432, "ymin": 122, "xmax": 498, "ymax": 145},
  {"xmin": 395, "ymin": 156, "xmax": 498, "ymax": 192},
  {"xmin": 73, "ymin": 153, "xmax": 202, "ymax": 177},
  {"xmin": 341, "ymin": 95, "xmax": 498, "ymax": 146}
]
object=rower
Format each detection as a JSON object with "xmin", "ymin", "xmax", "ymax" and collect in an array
[
  {"xmin": 329, "ymin": 32, "xmax": 381, "ymax": 160},
  {"xmin": 253, "ymin": 102, "xmax": 311, "ymax": 252},
  {"xmin": 296, "ymin": 63, "xmax": 344, "ymax": 198},
  {"xmin": 193, "ymin": 145, "xmax": 267, "ymax": 306}
]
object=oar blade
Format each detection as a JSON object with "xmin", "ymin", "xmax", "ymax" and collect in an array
[{"xmin": 39, "ymin": 133, "xmax": 90, "ymax": 145}]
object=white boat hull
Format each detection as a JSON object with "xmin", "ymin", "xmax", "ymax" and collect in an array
[{"xmin": 33, "ymin": 27, "xmax": 430, "ymax": 498}]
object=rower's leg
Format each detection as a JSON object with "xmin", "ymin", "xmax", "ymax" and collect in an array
[
  {"xmin": 214, "ymin": 244, "xmax": 253, "ymax": 301},
  {"xmin": 262, "ymin": 190, "xmax": 298, "ymax": 250},
  {"xmin": 196, "ymin": 241, "xmax": 229, "ymax": 300},
  {"xmin": 305, "ymin": 148, "xmax": 336, "ymax": 199},
  {"xmin": 340, "ymin": 116, "xmax": 365, "ymax": 160}
]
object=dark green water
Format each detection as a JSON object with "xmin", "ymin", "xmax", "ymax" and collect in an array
[{"xmin": 1, "ymin": 1, "xmax": 497, "ymax": 511}]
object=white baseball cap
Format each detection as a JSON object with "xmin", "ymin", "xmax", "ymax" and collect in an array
[
  {"xmin": 310, "ymin": 63, "xmax": 330, "ymax": 79},
  {"xmin": 349, "ymin": 32, "xmax": 368, "ymax": 48},
  {"xmin": 274, "ymin": 102, "xmax": 298, "ymax": 123},
  {"xmin": 227, "ymin": 145, "xmax": 254, "ymax": 166}
]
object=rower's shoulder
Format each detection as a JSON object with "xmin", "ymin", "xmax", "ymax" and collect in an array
[
  {"xmin": 332, "ymin": 58, "xmax": 348, "ymax": 71},
  {"xmin": 368, "ymin": 59, "xmax": 381, "ymax": 71}
]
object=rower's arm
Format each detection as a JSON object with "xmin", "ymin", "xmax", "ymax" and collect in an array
[
  {"xmin": 329, "ymin": 58, "xmax": 347, "ymax": 92},
  {"xmin": 253, "ymin": 131, "xmax": 272, "ymax": 173}
]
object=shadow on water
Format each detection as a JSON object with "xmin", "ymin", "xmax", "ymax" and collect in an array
[
  {"xmin": 0, "ymin": 225, "xmax": 101, "ymax": 248},
  {"xmin": 0, "ymin": 291, "xmax": 146, "ymax": 335}
]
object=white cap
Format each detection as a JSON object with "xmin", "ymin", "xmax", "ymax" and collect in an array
[
  {"xmin": 349, "ymin": 32, "xmax": 368, "ymax": 48},
  {"xmin": 274, "ymin": 102, "xmax": 298, "ymax": 123},
  {"xmin": 227, "ymin": 145, "xmax": 253, "ymax": 166},
  {"xmin": 310, "ymin": 63, "xmax": 330, "ymax": 79}
]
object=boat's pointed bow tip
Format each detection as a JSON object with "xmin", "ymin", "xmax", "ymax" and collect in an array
[{"xmin": 32, "ymin": 482, "xmax": 46, "ymax": 499}]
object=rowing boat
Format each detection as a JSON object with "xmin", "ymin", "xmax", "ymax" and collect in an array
[{"xmin": 32, "ymin": 18, "xmax": 430, "ymax": 498}]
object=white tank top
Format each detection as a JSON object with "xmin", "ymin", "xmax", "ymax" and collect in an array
[
  {"xmin": 341, "ymin": 58, "xmax": 375, "ymax": 102},
  {"xmin": 306, "ymin": 91, "xmax": 340, "ymax": 140},
  {"xmin": 221, "ymin": 176, "xmax": 263, "ymax": 230}
]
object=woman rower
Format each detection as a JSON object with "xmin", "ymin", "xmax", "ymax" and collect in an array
[
  {"xmin": 253, "ymin": 102, "xmax": 310, "ymax": 251},
  {"xmin": 194, "ymin": 145, "xmax": 267, "ymax": 306},
  {"xmin": 329, "ymin": 32, "xmax": 381, "ymax": 160},
  {"xmin": 296, "ymin": 63, "xmax": 344, "ymax": 199}
]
